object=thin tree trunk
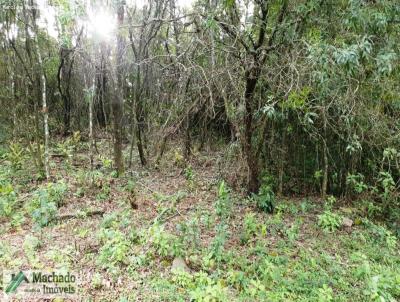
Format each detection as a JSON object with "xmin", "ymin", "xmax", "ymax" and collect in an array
[
  {"xmin": 322, "ymin": 109, "xmax": 328, "ymax": 199},
  {"xmin": 136, "ymin": 112, "xmax": 147, "ymax": 166},
  {"xmin": 10, "ymin": 65, "xmax": 17, "ymax": 137},
  {"xmin": 135, "ymin": 70, "xmax": 147, "ymax": 166},
  {"xmin": 112, "ymin": 2, "xmax": 125, "ymax": 174},
  {"xmin": 32, "ymin": 13, "xmax": 50, "ymax": 179},
  {"xmin": 95, "ymin": 57, "xmax": 107, "ymax": 128},
  {"xmin": 278, "ymin": 131, "xmax": 286, "ymax": 196},
  {"xmin": 184, "ymin": 114, "xmax": 191, "ymax": 160},
  {"xmin": 85, "ymin": 73, "xmax": 95, "ymax": 171},
  {"xmin": 156, "ymin": 135, "xmax": 168, "ymax": 164},
  {"xmin": 128, "ymin": 118, "xmax": 135, "ymax": 168}
]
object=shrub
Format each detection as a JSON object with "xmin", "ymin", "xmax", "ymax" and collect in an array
[
  {"xmin": 27, "ymin": 181, "xmax": 67, "ymax": 227},
  {"xmin": 253, "ymin": 175, "xmax": 275, "ymax": 213},
  {"xmin": 364, "ymin": 220, "xmax": 398, "ymax": 250},
  {"xmin": 6, "ymin": 142, "xmax": 25, "ymax": 170},
  {"xmin": 365, "ymin": 274, "xmax": 400, "ymax": 302},
  {"xmin": 28, "ymin": 192, "xmax": 57, "ymax": 228},
  {"xmin": 0, "ymin": 183, "xmax": 17, "ymax": 218},
  {"xmin": 189, "ymin": 279, "xmax": 229, "ymax": 302},
  {"xmin": 346, "ymin": 173, "xmax": 369, "ymax": 194},
  {"xmin": 215, "ymin": 181, "xmax": 232, "ymax": 218},
  {"xmin": 97, "ymin": 229, "xmax": 131, "ymax": 270},
  {"xmin": 318, "ymin": 211, "xmax": 342, "ymax": 232},
  {"xmin": 150, "ymin": 224, "xmax": 183, "ymax": 257},
  {"xmin": 208, "ymin": 223, "xmax": 228, "ymax": 262}
]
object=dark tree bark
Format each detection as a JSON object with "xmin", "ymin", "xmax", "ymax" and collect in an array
[
  {"xmin": 184, "ymin": 114, "xmax": 191, "ymax": 160},
  {"xmin": 57, "ymin": 47, "xmax": 73, "ymax": 135},
  {"xmin": 57, "ymin": 27, "xmax": 83, "ymax": 136},
  {"xmin": 95, "ymin": 58, "xmax": 107, "ymax": 128},
  {"xmin": 127, "ymin": 0, "xmax": 166, "ymax": 166},
  {"xmin": 111, "ymin": 1, "xmax": 125, "ymax": 174},
  {"xmin": 215, "ymin": 0, "xmax": 288, "ymax": 194},
  {"xmin": 243, "ymin": 67, "xmax": 261, "ymax": 193},
  {"xmin": 135, "ymin": 89, "xmax": 147, "ymax": 166}
]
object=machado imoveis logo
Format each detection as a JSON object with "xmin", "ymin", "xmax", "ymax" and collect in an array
[{"xmin": 2, "ymin": 270, "xmax": 78, "ymax": 300}]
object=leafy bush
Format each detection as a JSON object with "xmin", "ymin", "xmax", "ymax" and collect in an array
[
  {"xmin": 46, "ymin": 181, "xmax": 68, "ymax": 207},
  {"xmin": 96, "ymin": 184, "xmax": 111, "ymax": 201},
  {"xmin": 345, "ymin": 148, "xmax": 399, "ymax": 224},
  {"xmin": 253, "ymin": 175, "xmax": 275, "ymax": 213},
  {"xmin": 0, "ymin": 146, "xmax": 7, "ymax": 159},
  {"xmin": 347, "ymin": 173, "xmax": 369, "ymax": 194},
  {"xmin": 364, "ymin": 220, "xmax": 397, "ymax": 250},
  {"xmin": 170, "ymin": 269, "xmax": 194, "ymax": 287},
  {"xmin": 318, "ymin": 211, "xmax": 342, "ymax": 232},
  {"xmin": 176, "ymin": 217, "xmax": 201, "ymax": 251},
  {"xmin": 378, "ymin": 172, "xmax": 396, "ymax": 205},
  {"xmin": 215, "ymin": 181, "xmax": 232, "ymax": 218},
  {"xmin": 99, "ymin": 154, "xmax": 112, "ymax": 169},
  {"xmin": 317, "ymin": 284, "xmax": 334, "ymax": 302},
  {"xmin": 6, "ymin": 142, "xmax": 25, "ymax": 170},
  {"xmin": 55, "ymin": 131, "xmax": 81, "ymax": 162},
  {"xmin": 188, "ymin": 274, "xmax": 229, "ymax": 302},
  {"xmin": 243, "ymin": 213, "xmax": 258, "ymax": 237},
  {"xmin": 174, "ymin": 150, "xmax": 185, "ymax": 168},
  {"xmin": 184, "ymin": 165, "xmax": 194, "ymax": 181},
  {"xmin": 0, "ymin": 242, "xmax": 12, "ymax": 266},
  {"xmin": 189, "ymin": 282, "xmax": 229, "ymax": 302},
  {"xmin": 365, "ymin": 273, "xmax": 400, "ymax": 301},
  {"xmin": 27, "ymin": 181, "xmax": 67, "ymax": 227},
  {"xmin": 97, "ymin": 229, "xmax": 131, "ymax": 271},
  {"xmin": 359, "ymin": 199, "xmax": 383, "ymax": 218},
  {"xmin": 246, "ymin": 279, "xmax": 267, "ymax": 298},
  {"xmin": 0, "ymin": 183, "xmax": 17, "ymax": 218},
  {"xmin": 150, "ymin": 224, "xmax": 183, "ymax": 257},
  {"xmin": 240, "ymin": 213, "xmax": 267, "ymax": 244},
  {"xmin": 169, "ymin": 270, "xmax": 229, "ymax": 301},
  {"xmin": 153, "ymin": 191, "xmax": 187, "ymax": 223},
  {"xmin": 28, "ymin": 192, "xmax": 57, "ymax": 228},
  {"xmin": 285, "ymin": 219, "xmax": 301, "ymax": 242},
  {"xmin": 96, "ymin": 211, "xmax": 140, "ymax": 274},
  {"xmin": 207, "ymin": 223, "xmax": 228, "ymax": 263},
  {"xmin": 23, "ymin": 235, "xmax": 42, "ymax": 266}
]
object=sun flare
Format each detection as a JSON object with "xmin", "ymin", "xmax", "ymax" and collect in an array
[{"xmin": 88, "ymin": 10, "xmax": 116, "ymax": 40}]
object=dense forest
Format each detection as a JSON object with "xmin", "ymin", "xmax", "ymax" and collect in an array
[{"xmin": 0, "ymin": 0, "xmax": 399, "ymax": 301}]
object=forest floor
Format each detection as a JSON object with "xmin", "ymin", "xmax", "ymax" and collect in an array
[{"xmin": 0, "ymin": 139, "xmax": 399, "ymax": 301}]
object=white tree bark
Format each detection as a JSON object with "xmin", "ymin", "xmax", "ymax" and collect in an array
[
  {"xmin": 89, "ymin": 75, "xmax": 95, "ymax": 171},
  {"xmin": 10, "ymin": 66, "xmax": 17, "ymax": 136},
  {"xmin": 33, "ymin": 17, "xmax": 50, "ymax": 179}
]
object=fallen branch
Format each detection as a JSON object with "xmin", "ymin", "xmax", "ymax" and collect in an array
[{"xmin": 55, "ymin": 210, "xmax": 105, "ymax": 222}]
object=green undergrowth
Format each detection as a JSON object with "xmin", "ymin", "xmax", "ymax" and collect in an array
[{"xmin": 0, "ymin": 143, "xmax": 399, "ymax": 301}]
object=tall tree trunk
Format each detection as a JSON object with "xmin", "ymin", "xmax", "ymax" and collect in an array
[
  {"xmin": 135, "ymin": 68, "xmax": 147, "ymax": 166},
  {"xmin": 184, "ymin": 114, "xmax": 191, "ymax": 160},
  {"xmin": 96, "ymin": 57, "xmax": 107, "ymax": 128},
  {"xmin": 112, "ymin": 1, "xmax": 125, "ymax": 174},
  {"xmin": 128, "ymin": 115, "xmax": 136, "ymax": 168},
  {"xmin": 136, "ymin": 103, "xmax": 147, "ymax": 166},
  {"xmin": 10, "ymin": 60, "xmax": 17, "ymax": 137},
  {"xmin": 243, "ymin": 68, "xmax": 260, "ymax": 194},
  {"xmin": 322, "ymin": 108, "xmax": 328, "ymax": 199},
  {"xmin": 18, "ymin": 3, "xmax": 43, "ymax": 172},
  {"xmin": 89, "ymin": 75, "xmax": 95, "ymax": 170},
  {"xmin": 32, "ymin": 7, "xmax": 50, "ymax": 179},
  {"xmin": 278, "ymin": 130, "xmax": 286, "ymax": 196},
  {"xmin": 57, "ymin": 47, "xmax": 73, "ymax": 136},
  {"xmin": 215, "ymin": 0, "xmax": 288, "ymax": 194}
]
